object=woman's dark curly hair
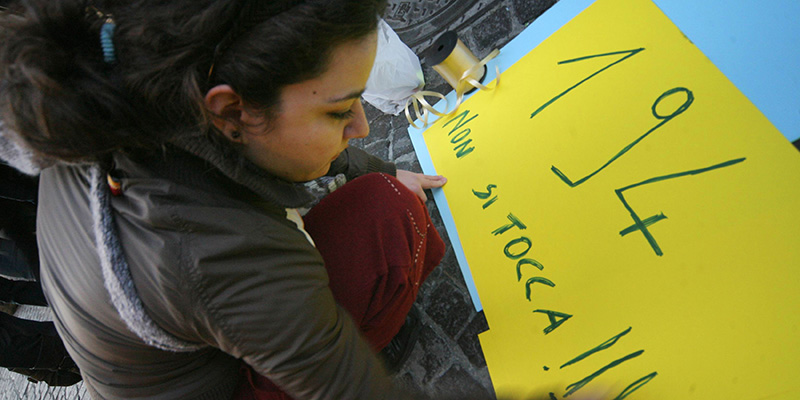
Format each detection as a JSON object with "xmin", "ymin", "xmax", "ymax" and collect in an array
[{"xmin": 0, "ymin": 0, "xmax": 387, "ymax": 161}]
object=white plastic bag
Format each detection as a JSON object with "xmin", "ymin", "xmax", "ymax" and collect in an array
[{"xmin": 362, "ymin": 19, "xmax": 425, "ymax": 115}]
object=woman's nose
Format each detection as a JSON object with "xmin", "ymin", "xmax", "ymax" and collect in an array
[{"xmin": 343, "ymin": 100, "xmax": 369, "ymax": 139}]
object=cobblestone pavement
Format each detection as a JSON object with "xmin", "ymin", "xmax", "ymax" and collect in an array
[{"xmin": 0, "ymin": 0, "xmax": 558, "ymax": 398}]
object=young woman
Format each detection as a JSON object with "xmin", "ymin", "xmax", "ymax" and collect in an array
[{"xmin": 0, "ymin": 0, "xmax": 447, "ymax": 398}]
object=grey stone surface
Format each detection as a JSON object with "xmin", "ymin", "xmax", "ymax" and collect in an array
[{"xmin": 0, "ymin": 0, "xmax": 558, "ymax": 398}]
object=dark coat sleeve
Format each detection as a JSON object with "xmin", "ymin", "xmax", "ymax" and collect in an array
[{"xmin": 179, "ymin": 205, "xmax": 414, "ymax": 400}]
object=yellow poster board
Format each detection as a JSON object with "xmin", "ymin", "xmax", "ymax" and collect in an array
[{"xmin": 416, "ymin": 0, "xmax": 800, "ymax": 398}]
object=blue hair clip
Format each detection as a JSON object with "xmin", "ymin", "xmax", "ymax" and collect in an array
[{"xmin": 100, "ymin": 18, "xmax": 116, "ymax": 64}]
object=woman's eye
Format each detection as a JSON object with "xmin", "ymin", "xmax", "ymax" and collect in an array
[{"xmin": 329, "ymin": 109, "xmax": 355, "ymax": 120}]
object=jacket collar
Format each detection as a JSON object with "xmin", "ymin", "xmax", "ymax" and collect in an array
[{"xmin": 169, "ymin": 132, "xmax": 314, "ymax": 208}]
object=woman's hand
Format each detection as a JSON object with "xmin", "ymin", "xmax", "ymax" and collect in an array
[{"xmin": 396, "ymin": 170, "xmax": 447, "ymax": 201}]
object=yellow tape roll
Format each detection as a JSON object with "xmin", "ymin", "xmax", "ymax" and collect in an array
[
  {"xmin": 405, "ymin": 32, "xmax": 500, "ymax": 128},
  {"xmin": 426, "ymin": 31, "xmax": 486, "ymax": 93}
]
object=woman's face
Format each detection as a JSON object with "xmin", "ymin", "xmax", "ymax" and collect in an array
[{"xmin": 240, "ymin": 32, "xmax": 378, "ymax": 182}]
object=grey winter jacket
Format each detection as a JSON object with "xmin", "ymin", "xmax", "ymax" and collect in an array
[{"xmin": 35, "ymin": 135, "xmax": 413, "ymax": 400}]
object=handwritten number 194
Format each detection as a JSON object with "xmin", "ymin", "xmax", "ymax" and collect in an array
[
  {"xmin": 531, "ymin": 47, "xmax": 744, "ymax": 256},
  {"xmin": 617, "ymin": 157, "xmax": 746, "ymax": 256},
  {"xmin": 551, "ymin": 87, "xmax": 694, "ymax": 187},
  {"xmin": 531, "ymin": 48, "xmax": 645, "ymax": 119}
]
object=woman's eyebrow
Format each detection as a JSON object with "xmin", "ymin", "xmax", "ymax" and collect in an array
[{"xmin": 327, "ymin": 89, "xmax": 365, "ymax": 103}]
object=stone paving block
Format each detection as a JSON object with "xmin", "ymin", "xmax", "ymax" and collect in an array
[
  {"xmin": 512, "ymin": 0, "xmax": 560, "ymax": 26},
  {"xmin": 416, "ymin": 324, "xmax": 450, "ymax": 385},
  {"xmin": 425, "ymin": 280, "xmax": 475, "ymax": 339},
  {"xmin": 457, "ymin": 311, "xmax": 490, "ymax": 369},
  {"xmin": 432, "ymin": 365, "xmax": 495, "ymax": 400},
  {"xmin": 470, "ymin": 5, "xmax": 515, "ymax": 53},
  {"xmin": 360, "ymin": 136, "xmax": 391, "ymax": 162},
  {"xmin": 434, "ymin": 240, "xmax": 470, "ymax": 292},
  {"xmin": 0, "ymin": 372, "xmax": 89, "ymax": 400},
  {"xmin": 388, "ymin": 123, "xmax": 416, "ymax": 162}
]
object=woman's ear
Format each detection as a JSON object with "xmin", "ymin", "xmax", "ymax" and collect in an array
[{"xmin": 205, "ymin": 84, "xmax": 246, "ymax": 143}]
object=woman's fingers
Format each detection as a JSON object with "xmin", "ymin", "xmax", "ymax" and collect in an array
[
  {"xmin": 420, "ymin": 174, "xmax": 447, "ymax": 189},
  {"xmin": 395, "ymin": 170, "xmax": 447, "ymax": 201}
]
